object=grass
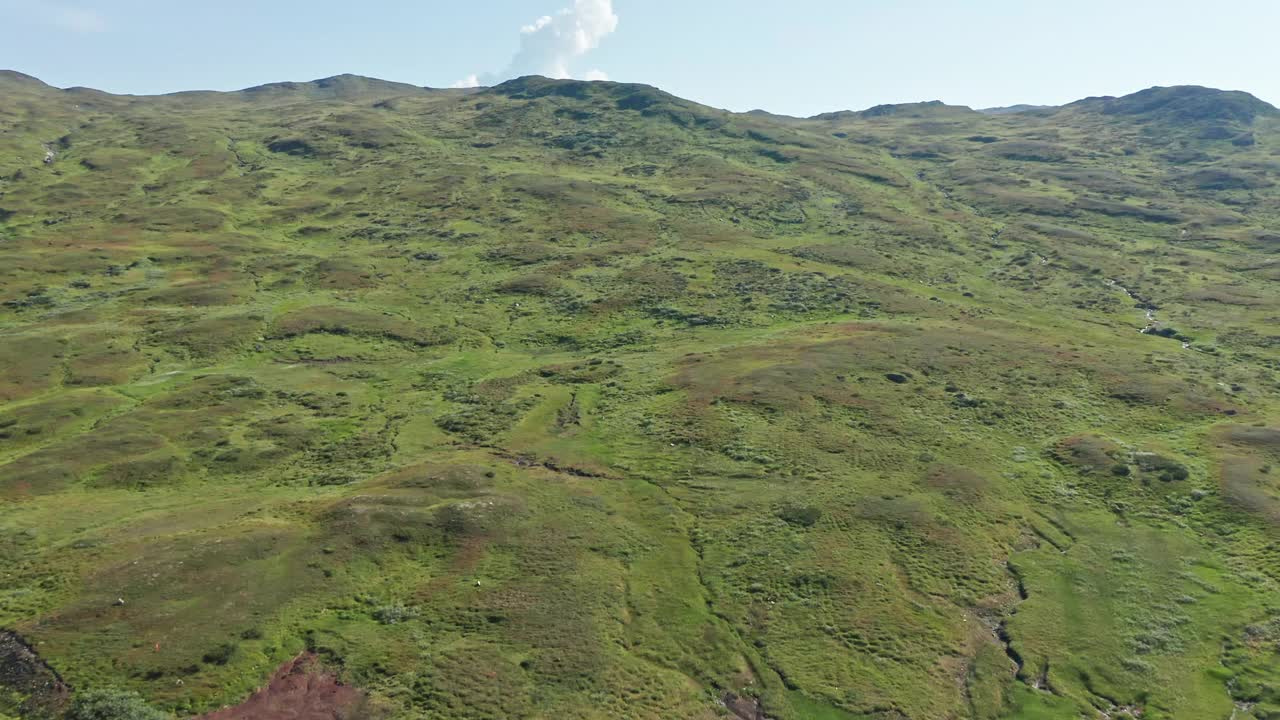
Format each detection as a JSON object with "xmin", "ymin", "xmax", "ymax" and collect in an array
[{"xmin": 0, "ymin": 72, "xmax": 1278, "ymax": 718}]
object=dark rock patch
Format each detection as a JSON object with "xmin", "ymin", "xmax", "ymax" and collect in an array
[{"xmin": 0, "ymin": 630, "xmax": 71, "ymax": 719}]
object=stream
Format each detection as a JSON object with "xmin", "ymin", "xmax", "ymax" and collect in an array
[{"xmin": 1105, "ymin": 279, "xmax": 1191, "ymax": 349}]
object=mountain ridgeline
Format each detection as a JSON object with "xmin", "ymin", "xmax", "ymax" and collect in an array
[{"xmin": 1, "ymin": 70, "xmax": 1279, "ymax": 720}]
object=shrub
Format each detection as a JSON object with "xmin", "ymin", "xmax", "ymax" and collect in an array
[
  {"xmin": 1136, "ymin": 454, "xmax": 1190, "ymax": 482},
  {"xmin": 778, "ymin": 504, "xmax": 822, "ymax": 527},
  {"xmin": 372, "ymin": 603, "xmax": 419, "ymax": 625},
  {"xmin": 266, "ymin": 138, "xmax": 316, "ymax": 156},
  {"xmin": 201, "ymin": 642, "xmax": 237, "ymax": 666},
  {"xmin": 67, "ymin": 688, "xmax": 169, "ymax": 720}
]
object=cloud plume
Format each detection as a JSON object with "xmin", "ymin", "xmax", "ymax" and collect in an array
[{"xmin": 453, "ymin": 0, "xmax": 618, "ymax": 88}]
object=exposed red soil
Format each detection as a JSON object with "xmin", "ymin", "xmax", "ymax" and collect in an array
[
  {"xmin": 722, "ymin": 692, "xmax": 772, "ymax": 720},
  {"xmin": 195, "ymin": 653, "xmax": 363, "ymax": 720}
]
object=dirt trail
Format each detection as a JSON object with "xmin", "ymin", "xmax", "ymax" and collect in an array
[{"xmin": 195, "ymin": 653, "xmax": 363, "ymax": 720}]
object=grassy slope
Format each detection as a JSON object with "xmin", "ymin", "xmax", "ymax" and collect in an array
[{"xmin": 1, "ymin": 72, "xmax": 1279, "ymax": 719}]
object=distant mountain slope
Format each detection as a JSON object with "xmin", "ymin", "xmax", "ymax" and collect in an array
[
  {"xmin": 0, "ymin": 72, "xmax": 1278, "ymax": 720},
  {"xmin": 230, "ymin": 73, "xmax": 454, "ymax": 103},
  {"xmin": 978, "ymin": 103, "xmax": 1055, "ymax": 115},
  {"xmin": 0, "ymin": 69, "xmax": 52, "ymax": 88},
  {"xmin": 1077, "ymin": 84, "xmax": 1280, "ymax": 124},
  {"xmin": 810, "ymin": 99, "xmax": 977, "ymax": 121}
]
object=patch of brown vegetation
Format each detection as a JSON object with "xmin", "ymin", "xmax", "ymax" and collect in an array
[
  {"xmin": 0, "ymin": 334, "xmax": 63, "ymax": 402},
  {"xmin": 309, "ymin": 258, "xmax": 375, "ymax": 290},
  {"xmin": 152, "ymin": 314, "xmax": 265, "ymax": 357},
  {"xmin": 0, "ymin": 415, "xmax": 167, "ymax": 497},
  {"xmin": 144, "ymin": 282, "xmax": 249, "ymax": 307},
  {"xmin": 1183, "ymin": 286, "xmax": 1269, "ymax": 306},
  {"xmin": 925, "ymin": 463, "xmax": 990, "ymax": 502},
  {"xmin": 1219, "ymin": 455, "xmax": 1280, "ymax": 525},
  {"xmin": 1052, "ymin": 434, "xmax": 1122, "ymax": 474},
  {"xmin": 271, "ymin": 306, "xmax": 455, "ymax": 347},
  {"xmin": 377, "ymin": 462, "xmax": 496, "ymax": 495},
  {"xmin": 673, "ymin": 331, "xmax": 888, "ymax": 413},
  {"xmin": 414, "ymin": 534, "xmax": 490, "ymax": 602},
  {"xmin": 1215, "ymin": 425, "xmax": 1280, "ymax": 524},
  {"xmin": 1222, "ymin": 425, "xmax": 1280, "ymax": 455},
  {"xmin": 495, "ymin": 273, "xmax": 562, "ymax": 295},
  {"xmin": 1104, "ymin": 373, "xmax": 1238, "ymax": 415}
]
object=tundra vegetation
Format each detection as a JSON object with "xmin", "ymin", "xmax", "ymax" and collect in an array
[{"xmin": 1, "ymin": 71, "xmax": 1280, "ymax": 719}]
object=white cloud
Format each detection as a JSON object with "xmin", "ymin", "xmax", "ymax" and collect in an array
[
  {"xmin": 521, "ymin": 16, "xmax": 553, "ymax": 35},
  {"xmin": 52, "ymin": 5, "xmax": 107, "ymax": 33},
  {"xmin": 451, "ymin": 74, "xmax": 481, "ymax": 89},
  {"xmin": 454, "ymin": 0, "xmax": 618, "ymax": 87}
]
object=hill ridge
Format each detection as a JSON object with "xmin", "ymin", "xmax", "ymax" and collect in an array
[{"xmin": 6, "ymin": 69, "xmax": 1276, "ymax": 123}]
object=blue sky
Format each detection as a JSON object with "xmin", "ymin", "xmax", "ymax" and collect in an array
[{"xmin": 2, "ymin": 0, "xmax": 1277, "ymax": 116}]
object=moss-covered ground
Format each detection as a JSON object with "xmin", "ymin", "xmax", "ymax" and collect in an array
[{"xmin": 1, "ymin": 73, "xmax": 1279, "ymax": 718}]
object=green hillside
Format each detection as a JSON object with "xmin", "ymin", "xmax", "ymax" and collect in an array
[{"xmin": 1, "ymin": 71, "xmax": 1279, "ymax": 719}]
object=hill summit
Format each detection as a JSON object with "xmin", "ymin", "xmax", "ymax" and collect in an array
[
  {"xmin": 1071, "ymin": 84, "xmax": 1279, "ymax": 124},
  {"xmin": 236, "ymin": 73, "xmax": 438, "ymax": 101}
]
